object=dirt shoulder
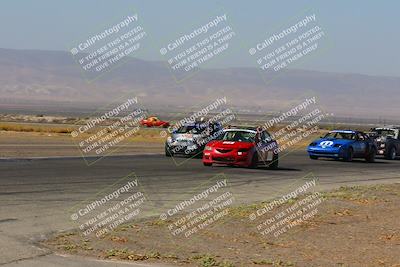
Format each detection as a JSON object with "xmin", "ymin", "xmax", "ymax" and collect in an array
[
  {"xmin": 0, "ymin": 127, "xmax": 164, "ymax": 158},
  {"xmin": 43, "ymin": 184, "xmax": 400, "ymax": 267}
]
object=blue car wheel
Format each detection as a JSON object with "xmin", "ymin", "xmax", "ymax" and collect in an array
[{"xmin": 343, "ymin": 147, "xmax": 354, "ymax": 162}]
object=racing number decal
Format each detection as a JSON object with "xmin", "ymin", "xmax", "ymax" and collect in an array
[{"xmin": 320, "ymin": 141, "xmax": 334, "ymax": 147}]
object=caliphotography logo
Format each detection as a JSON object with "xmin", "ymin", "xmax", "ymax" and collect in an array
[
  {"xmin": 69, "ymin": 12, "xmax": 148, "ymax": 82},
  {"xmin": 247, "ymin": 8, "xmax": 333, "ymax": 86},
  {"xmin": 248, "ymin": 173, "xmax": 323, "ymax": 240},
  {"xmin": 162, "ymin": 96, "xmax": 238, "ymax": 166},
  {"xmin": 70, "ymin": 95, "xmax": 149, "ymax": 165},
  {"xmin": 68, "ymin": 173, "xmax": 149, "ymax": 239},
  {"xmin": 158, "ymin": 6, "xmax": 237, "ymax": 82},
  {"xmin": 158, "ymin": 173, "xmax": 233, "ymax": 239}
]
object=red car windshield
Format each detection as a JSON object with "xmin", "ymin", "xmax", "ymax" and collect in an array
[{"xmin": 220, "ymin": 131, "xmax": 255, "ymax": 143}]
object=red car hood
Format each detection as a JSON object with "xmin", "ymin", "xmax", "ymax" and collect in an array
[{"xmin": 208, "ymin": 140, "xmax": 254, "ymax": 150}]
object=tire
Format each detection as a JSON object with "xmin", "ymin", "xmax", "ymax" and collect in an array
[
  {"xmin": 385, "ymin": 147, "xmax": 397, "ymax": 160},
  {"xmin": 268, "ymin": 153, "xmax": 279, "ymax": 169},
  {"xmin": 194, "ymin": 150, "xmax": 203, "ymax": 159},
  {"xmin": 249, "ymin": 153, "xmax": 258, "ymax": 169},
  {"xmin": 203, "ymin": 162, "xmax": 212, "ymax": 166},
  {"xmin": 343, "ymin": 147, "xmax": 354, "ymax": 162},
  {"xmin": 309, "ymin": 155, "xmax": 318, "ymax": 160},
  {"xmin": 365, "ymin": 147, "xmax": 376, "ymax": 163},
  {"xmin": 165, "ymin": 146, "xmax": 172, "ymax": 157}
]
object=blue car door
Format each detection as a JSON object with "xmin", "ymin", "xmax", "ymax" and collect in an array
[{"xmin": 353, "ymin": 133, "xmax": 367, "ymax": 156}]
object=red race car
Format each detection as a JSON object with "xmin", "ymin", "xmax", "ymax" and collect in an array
[
  {"xmin": 140, "ymin": 116, "xmax": 170, "ymax": 128},
  {"xmin": 202, "ymin": 128, "xmax": 279, "ymax": 169}
]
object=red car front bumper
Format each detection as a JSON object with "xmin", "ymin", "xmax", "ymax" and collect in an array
[{"xmin": 203, "ymin": 148, "xmax": 252, "ymax": 167}]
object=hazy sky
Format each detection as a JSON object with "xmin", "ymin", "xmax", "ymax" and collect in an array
[{"xmin": 1, "ymin": 0, "xmax": 399, "ymax": 77}]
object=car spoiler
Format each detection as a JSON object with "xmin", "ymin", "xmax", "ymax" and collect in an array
[{"xmin": 225, "ymin": 125, "xmax": 257, "ymax": 130}]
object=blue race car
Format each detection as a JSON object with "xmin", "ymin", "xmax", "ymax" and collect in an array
[{"xmin": 307, "ymin": 130, "xmax": 377, "ymax": 162}]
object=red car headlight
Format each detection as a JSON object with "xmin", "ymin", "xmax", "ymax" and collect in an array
[
  {"xmin": 237, "ymin": 148, "xmax": 250, "ymax": 155},
  {"xmin": 204, "ymin": 146, "xmax": 213, "ymax": 151}
]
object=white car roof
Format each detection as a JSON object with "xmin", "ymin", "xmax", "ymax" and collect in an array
[{"xmin": 224, "ymin": 128, "xmax": 256, "ymax": 134}]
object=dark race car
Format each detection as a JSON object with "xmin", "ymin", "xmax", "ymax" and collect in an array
[
  {"xmin": 370, "ymin": 126, "xmax": 400, "ymax": 160},
  {"xmin": 165, "ymin": 121, "xmax": 223, "ymax": 157},
  {"xmin": 202, "ymin": 127, "xmax": 279, "ymax": 169},
  {"xmin": 307, "ymin": 130, "xmax": 377, "ymax": 162}
]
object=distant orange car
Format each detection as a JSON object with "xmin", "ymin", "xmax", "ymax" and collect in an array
[{"xmin": 140, "ymin": 116, "xmax": 170, "ymax": 128}]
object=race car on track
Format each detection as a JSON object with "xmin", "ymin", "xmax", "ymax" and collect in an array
[
  {"xmin": 369, "ymin": 126, "xmax": 400, "ymax": 160},
  {"xmin": 140, "ymin": 116, "xmax": 170, "ymax": 128},
  {"xmin": 307, "ymin": 130, "xmax": 377, "ymax": 162},
  {"xmin": 165, "ymin": 121, "xmax": 223, "ymax": 157},
  {"xmin": 202, "ymin": 127, "xmax": 279, "ymax": 169}
]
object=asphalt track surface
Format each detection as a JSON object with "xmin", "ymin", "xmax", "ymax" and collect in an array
[{"xmin": 1, "ymin": 151, "xmax": 400, "ymax": 266}]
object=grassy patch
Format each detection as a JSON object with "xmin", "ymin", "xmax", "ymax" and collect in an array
[
  {"xmin": 0, "ymin": 122, "xmax": 73, "ymax": 134},
  {"xmin": 192, "ymin": 254, "xmax": 234, "ymax": 267}
]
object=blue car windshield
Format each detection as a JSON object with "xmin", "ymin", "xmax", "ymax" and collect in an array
[{"xmin": 324, "ymin": 132, "xmax": 356, "ymax": 140}]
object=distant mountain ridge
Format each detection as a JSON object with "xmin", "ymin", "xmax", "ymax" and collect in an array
[{"xmin": 0, "ymin": 48, "xmax": 399, "ymax": 117}]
